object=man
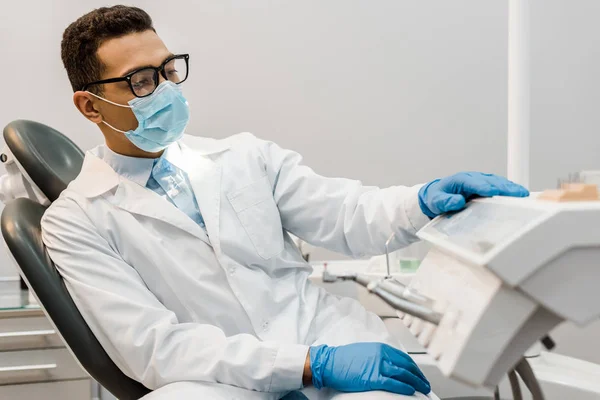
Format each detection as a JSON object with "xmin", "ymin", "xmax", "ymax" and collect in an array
[{"xmin": 42, "ymin": 5, "xmax": 528, "ymax": 400}]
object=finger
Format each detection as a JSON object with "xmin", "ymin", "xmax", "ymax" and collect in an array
[
  {"xmin": 483, "ymin": 175, "xmax": 529, "ymax": 197},
  {"xmin": 431, "ymin": 192, "xmax": 466, "ymax": 214},
  {"xmin": 381, "ymin": 362, "xmax": 431, "ymax": 394},
  {"xmin": 382, "ymin": 344, "xmax": 415, "ymax": 363},
  {"xmin": 459, "ymin": 177, "xmax": 501, "ymax": 198},
  {"xmin": 383, "ymin": 346, "xmax": 429, "ymax": 382},
  {"xmin": 374, "ymin": 377, "xmax": 415, "ymax": 395},
  {"xmin": 406, "ymin": 360, "xmax": 429, "ymax": 384}
]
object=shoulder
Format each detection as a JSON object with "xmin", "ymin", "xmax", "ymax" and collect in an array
[
  {"xmin": 180, "ymin": 132, "xmax": 272, "ymax": 161},
  {"xmin": 41, "ymin": 191, "xmax": 91, "ymax": 237},
  {"xmin": 181, "ymin": 132, "xmax": 263, "ymax": 149}
]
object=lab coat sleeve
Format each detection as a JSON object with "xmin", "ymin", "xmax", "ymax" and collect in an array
[
  {"xmin": 41, "ymin": 198, "xmax": 308, "ymax": 393},
  {"xmin": 253, "ymin": 135, "xmax": 431, "ymax": 258}
]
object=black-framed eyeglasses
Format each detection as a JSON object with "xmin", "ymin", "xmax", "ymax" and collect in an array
[{"xmin": 82, "ymin": 54, "xmax": 190, "ymax": 98}]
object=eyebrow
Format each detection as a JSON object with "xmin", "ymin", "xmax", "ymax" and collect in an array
[{"xmin": 120, "ymin": 53, "xmax": 175, "ymax": 77}]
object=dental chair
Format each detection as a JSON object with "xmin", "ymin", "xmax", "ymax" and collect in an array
[{"xmin": 0, "ymin": 120, "xmax": 151, "ymax": 400}]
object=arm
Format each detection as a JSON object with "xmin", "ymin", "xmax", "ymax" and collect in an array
[
  {"xmin": 41, "ymin": 198, "xmax": 308, "ymax": 392},
  {"xmin": 303, "ymin": 353, "xmax": 312, "ymax": 385},
  {"xmin": 254, "ymin": 136, "xmax": 431, "ymax": 258}
]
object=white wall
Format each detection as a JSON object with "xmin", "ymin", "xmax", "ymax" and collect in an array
[
  {"xmin": 0, "ymin": 0, "xmax": 599, "ymax": 364},
  {"xmin": 531, "ymin": 0, "xmax": 600, "ymax": 189},
  {"xmin": 0, "ymin": 0, "xmax": 509, "ymax": 271}
]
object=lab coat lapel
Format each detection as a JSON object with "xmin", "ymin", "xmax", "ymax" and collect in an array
[
  {"xmin": 71, "ymin": 145, "xmax": 213, "ymax": 244},
  {"xmin": 181, "ymin": 149, "xmax": 223, "ymax": 254},
  {"xmin": 112, "ymin": 179, "xmax": 210, "ymax": 244}
]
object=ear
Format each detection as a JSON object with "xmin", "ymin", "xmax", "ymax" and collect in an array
[{"xmin": 73, "ymin": 91, "xmax": 103, "ymax": 124}]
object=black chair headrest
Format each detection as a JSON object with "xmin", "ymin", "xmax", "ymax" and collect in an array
[{"xmin": 3, "ymin": 120, "xmax": 84, "ymax": 202}]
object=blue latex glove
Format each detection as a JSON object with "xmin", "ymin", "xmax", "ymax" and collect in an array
[
  {"xmin": 309, "ymin": 342, "xmax": 430, "ymax": 395},
  {"xmin": 418, "ymin": 172, "xmax": 529, "ymax": 218}
]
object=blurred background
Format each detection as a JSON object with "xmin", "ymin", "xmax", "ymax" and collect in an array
[{"xmin": 0, "ymin": 0, "xmax": 599, "ymax": 374}]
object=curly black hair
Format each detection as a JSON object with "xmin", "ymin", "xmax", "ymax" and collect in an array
[{"xmin": 61, "ymin": 5, "xmax": 155, "ymax": 94}]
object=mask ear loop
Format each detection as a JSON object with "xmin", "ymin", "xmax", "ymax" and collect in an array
[
  {"xmin": 85, "ymin": 91, "xmax": 133, "ymax": 133},
  {"xmin": 86, "ymin": 91, "xmax": 133, "ymax": 108}
]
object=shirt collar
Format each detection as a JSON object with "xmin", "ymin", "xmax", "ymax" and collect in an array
[{"xmin": 93, "ymin": 145, "xmax": 157, "ymax": 187}]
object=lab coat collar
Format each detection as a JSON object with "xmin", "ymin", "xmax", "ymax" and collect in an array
[
  {"xmin": 177, "ymin": 137, "xmax": 227, "ymax": 253},
  {"xmin": 68, "ymin": 150, "xmax": 120, "ymax": 198},
  {"xmin": 68, "ymin": 135, "xmax": 230, "ymax": 246},
  {"xmin": 95, "ymin": 144, "xmax": 156, "ymax": 187},
  {"xmin": 70, "ymin": 135, "xmax": 230, "ymax": 198},
  {"xmin": 179, "ymin": 134, "xmax": 231, "ymax": 156}
]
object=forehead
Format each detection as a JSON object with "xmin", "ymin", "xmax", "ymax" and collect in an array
[{"xmin": 97, "ymin": 30, "xmax": 171, "ymax": 78}]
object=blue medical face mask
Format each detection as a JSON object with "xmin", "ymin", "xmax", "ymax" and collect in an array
[{"xmin": 87, "ymin": 81, "xmax": 190, "ymax": 153}]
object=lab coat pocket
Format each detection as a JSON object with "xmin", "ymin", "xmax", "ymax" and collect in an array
[{"xmin": 227, "ymin": 175, "xmax": 284, "ymax": 259}]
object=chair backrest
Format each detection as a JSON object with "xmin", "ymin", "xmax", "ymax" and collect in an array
[
  {"xmin": 3, "ymin": 119, "xmax": 84, "ymax": 202},
  {"xmin": 1, "ymin": 120, "xmax": 151, "ymax": 399}
]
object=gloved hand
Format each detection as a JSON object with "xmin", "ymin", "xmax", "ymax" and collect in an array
[
  {"xmin": 309, "ymin": 342, "xmax": 430, "ymax": 395},
  {"xmin": 418, "ymin": 172, "xmax": 529, "ymax": 218}
]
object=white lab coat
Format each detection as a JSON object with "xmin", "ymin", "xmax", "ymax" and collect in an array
[{"xmin": 41, "ymin": 133, "xmax": 432, "ymax": 399}]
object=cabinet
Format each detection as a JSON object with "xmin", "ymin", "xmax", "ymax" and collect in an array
[{"xmin": 0, "ymin": 280, "xmax": 93, "ymax": 399}]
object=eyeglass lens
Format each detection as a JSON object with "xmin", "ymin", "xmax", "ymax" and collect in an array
[{"xmin": 130, "ymin": 57, "xmax": 188, "ymax": 97}]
